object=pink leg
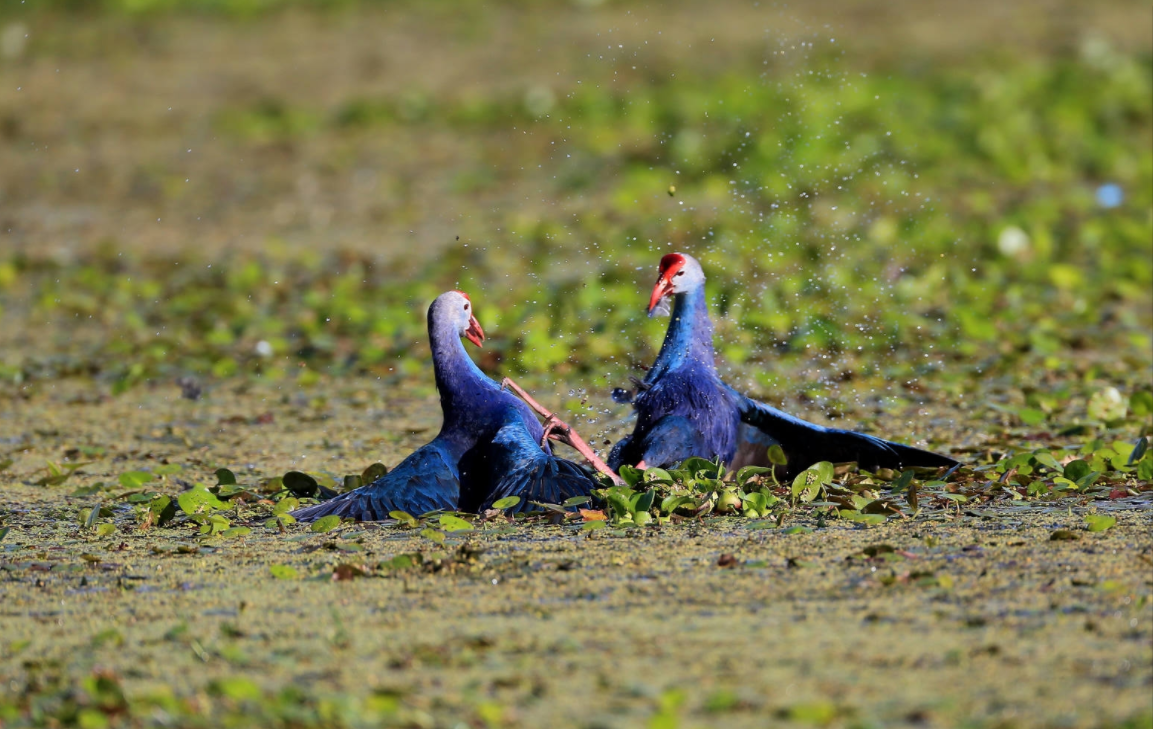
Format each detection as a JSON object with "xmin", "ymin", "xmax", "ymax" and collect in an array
[{"xmin": 502, "ymin": 378, "xmax": 623, "ymax": 485}]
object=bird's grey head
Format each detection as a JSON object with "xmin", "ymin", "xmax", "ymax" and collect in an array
[{"xmin": 431, "ymin": 290, "xmax": 485, "ymax": 347}]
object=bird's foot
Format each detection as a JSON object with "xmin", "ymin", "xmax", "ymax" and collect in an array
[
  {"xmin": 502, "ymin": 377, "xmax": 623, "ymax": 485},
  {"xmin": 539, "ymin": 415, "xmax": 571, "ymax": 448}
]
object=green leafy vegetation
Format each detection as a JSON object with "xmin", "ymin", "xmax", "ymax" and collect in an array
[
  {"xmin": 0, "ymin": 16, "xmax": 1148, "ymax": 394},
  {"xmin": 585, "ymin": 441, "xmax": 1151, "ymax": 531},
  {"xmin": 0, "ymin": 1, "xmax": 1150, "ymax": 728}
]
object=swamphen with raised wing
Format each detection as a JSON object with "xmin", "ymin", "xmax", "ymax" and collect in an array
[
  {"xmin": 608, "ymin": 253, "xmax": 958, "ymax": 477},
  {"xmin": 293, "ymin": 290, "xmax": 597, "ymax": 522}
]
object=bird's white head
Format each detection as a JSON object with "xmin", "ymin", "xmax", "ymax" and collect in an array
[
  {"xmin": 648, "ymin": 252, "xmax": 705, "ymax": 316},
  {"xmin": 433, "ymin": 290, "xmax": 485, "ymax": 347}
]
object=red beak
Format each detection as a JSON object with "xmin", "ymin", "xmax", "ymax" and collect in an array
[
  {"xmin": 464, "ymin": 314, "xmax": 485, "ymax": 348},
  {"xmin": 648, "ymin": 273, "xmax": 675, "ymax": 315}
]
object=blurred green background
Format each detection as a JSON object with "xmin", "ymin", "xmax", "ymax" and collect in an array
[{"xmin": 0, "ymin": 0, "xmax": 1149, "ymax": 413}]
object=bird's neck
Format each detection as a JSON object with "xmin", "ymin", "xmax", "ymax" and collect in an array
[
  {"xmin": 647, "ymin": 286, "xmax": 715, "ymax": 382},
  {"xmin": 429, "ymin": 322, "xmax": 497, "ymax": 424}
]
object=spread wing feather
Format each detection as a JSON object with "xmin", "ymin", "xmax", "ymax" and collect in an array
[
  {"xmin": 734, "ymin": 391, "xmax": 957, "ymax": 476},
  {"xmin": 291, "ymin": 440, "xmax": 460, "ymax": 522}
]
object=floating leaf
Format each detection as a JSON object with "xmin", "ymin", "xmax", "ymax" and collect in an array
[
  {"xmin": 269, "ymin": 564, "xmax": 299, "ymax": 579},
  {"xmin": 1085, "ymin": 515, "xmax": 1116, "ymax": 532},
  {"xmin": 0, "ymin": 527, "xmax": 10, "ymax": 542},
  {"xmin": 581, "ymin": 520, "xmax": 607, "ymax": 531},
  {"xmin": 839, "ymin": 510, "xmax": 886, "ymax": 526},
  {"xmin": 791, "ymin": 468, "xmax": 823, "ymax": 503},
  {"xmin": 681, "ymin": 457, "xmax": 723, "ymax": 479},
  {"xmin": 1139, "ymin": 458, "xmax": 1153, "ymax": 482},
  {"xmin": 634, "ymin": 489, "xmax": 656, "ymax": 514},
  {"xmin": 735, "ymin": 465, "xmax": 773, "ymax": 485},
  {"xmin": 618, "ymin": 465, "xmax": 642, "ymax": 487},
  {"xmin": 361, "ymin": 462, "xmax": 388, "ymax": 483},
  {"xmin": 119, "ymin": 471, "xmax": 154, "ymax": 489},
  {"xmin": 861, "ymin": 499, "xmax": 898, "ymax": 515},
  {"xmin": 562, "ymin": 495, "xmax": 591, "ymax": 507},
  {"xmin": 643, "ymin": 468, "xmax": 673, "ymax": 484},
  {"xmin": 1075, "ymin": 471, "xmax": 1102, "ymax": 490},
  {"xmin": 389, "ymin": 510, "xmax": 417, "ymax": 526},
  {"xmin": 1032, "ymin": 451, "xmax": 1062, "ymax": 473},
  {"xmin": 273, "ymin": 497, "xmax": 299, "ymax": 516},
  {"xmin": 1050, "ymin": 529, "xmax": 1081, "ymax": 541},
  {"xmin": 283, "ymin": 471, "xmax": 319, "ymax": 497},
  {"xmin": 199, "ymin": 514, "xmax": 230, "ymax": 535},
  {"xmin": 95, "ymin": 523, "xmax": 117, "ymax": 537},
  {"xmin": 214, "ymin": 468, "xmax": 237, "ymax": 485},
  {"xmin": 606, "ymin": 491, "xmax": 634, "ymax": 518},
  {"xmin": 490, "ymin": 496, "xmax": 521, "ymax": 510},
  {"xmin": 310, "ymin": 515, "xmax": 342, "ymax": 533},
  {"xmin": 420, "ymin": 528, "xmax": 446, "ymax": 545},
  {"xmin": 221, "ymin": 526, "xmax": 251, "ymax": 539},
  {"xmin": 660, "ymin": 495, "xmax": 695, "ymax": 515},
  {"xmin": 439, "ymin": 514, "xmax": 473, "ymax": 532},
  {"xmin": 890, "ymin": 470, "xmax": 915, "ymax": 492},
  {"xmin": 767, "ymin": 445, "xmax": 788, "ymax": 466},
  {"xmin": 178, "ymin": 487, "xmax": 225, "ymax": 515},
  {"xmin": 215, "ymin": 484, "xmax": 247, "ymax": 499}
]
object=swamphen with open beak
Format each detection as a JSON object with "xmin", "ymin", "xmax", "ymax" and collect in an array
[
  {"xmin": 293, "ymin": 290, "xmax": 597, "ymax": 522},
  {"xmin": 608, "ymin": 253, "xmax": 958, "ymax": 477}
]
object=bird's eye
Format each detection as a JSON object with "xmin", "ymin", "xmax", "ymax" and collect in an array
[
  {"xmin": 674, "ymin": 270, "xmax": 685, "ymax": 277},
  {"xmin": 463, "ymin": 303, "xmax": 469, "ymax": 310}
]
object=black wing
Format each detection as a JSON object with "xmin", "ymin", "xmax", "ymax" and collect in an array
[
  {"xmin": 460, "ymin": 412, "xmax": 597, "ymax": 513},
  {"xmin": 291, "ymin": 439, "xmax": 460, "ymax": 522},
  {"xmin": 733, "ymin": 390, "xmax": 957, "ymax": 476}
]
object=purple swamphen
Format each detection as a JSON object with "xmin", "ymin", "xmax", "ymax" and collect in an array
[
  {"xmin": 293, "ymin": 290, "xmax": 597, "ymax": 521},
  {"xmin": 608, "ymin": 253, "xmax": 958, "ymax": 477}
]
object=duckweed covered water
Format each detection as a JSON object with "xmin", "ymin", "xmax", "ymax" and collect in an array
[{"xmin": 1, "ymin": 1, "xmax": 1151, "ymax": 726}]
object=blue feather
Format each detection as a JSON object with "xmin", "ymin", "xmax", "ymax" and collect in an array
[
  {"xmin": 294, "ymin": 291, "xmax": 595, "ymax": 522},
  {"xmin": 463, "ymin": 412, "xmax": 596, "ymax": 513},
  {"xmin": 617, "ymin": 273, "xmax": 957, "ymax": 476},
  {"xmin": 291, "ymin": 440, "xmax": 460, "ymax": 521}
]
